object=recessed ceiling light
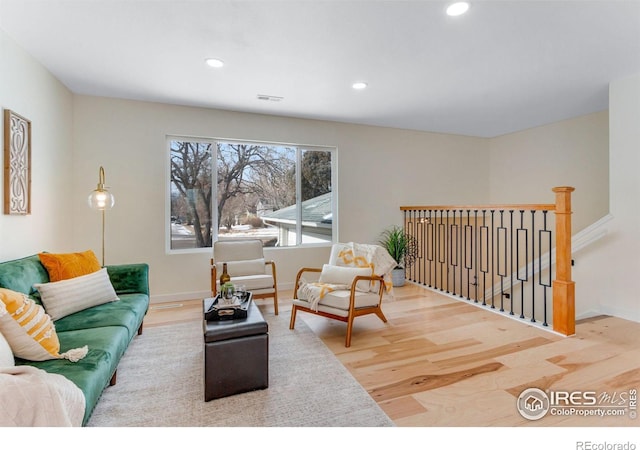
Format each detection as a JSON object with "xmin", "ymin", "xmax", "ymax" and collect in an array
[
  {"xmin": 205, "ymin": 58, "xmax": 225, "ymax": 68},
  {"xmin": 446, "ymin": 2, "xmax": 470, "ymax": 16},
  {"xmin": 352, "ymin": 82, "xmax": 368, "ymax": 90}
]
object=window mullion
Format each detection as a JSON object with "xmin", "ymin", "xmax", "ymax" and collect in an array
[
  {"xmin": 212, "ymin": 141, "xmax": 219, "ymax": 243},
  {"xmin": 295, "ymin": 147, "xmax": 302, "ymax": 245}
]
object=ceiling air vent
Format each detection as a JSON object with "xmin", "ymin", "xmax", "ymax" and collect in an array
[{"xmin": 257, "ymin": 94, "xmax": 283, "ymax": 102}]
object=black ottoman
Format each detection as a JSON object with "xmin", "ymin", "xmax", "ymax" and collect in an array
[{"xmin": 203, "ymin": 299, "xmax": 269, "ymax": 401}]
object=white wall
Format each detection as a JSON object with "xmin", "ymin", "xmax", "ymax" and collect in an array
[
  {"xmin": 572, "ymin": 74, "xmax": 640, "ymax": 322},
  {"xmin": 71, "ymin": 96, "xmax": 490, "ymax": 302},
  {"xmin": 3, "ymin": 25, "xmax": 631, "ymax": 322},
  {"xmin": 0, "ymin": 29, "xmax": 74, "ymax": 261},
  {"xmin": 489, "ymin": 111, "xmax": 609, "ymax": 232}
]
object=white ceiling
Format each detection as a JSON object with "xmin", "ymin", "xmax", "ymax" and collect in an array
[{"xmin": 1, "ymin": 0, "xmax": 639, "ymax": 137}]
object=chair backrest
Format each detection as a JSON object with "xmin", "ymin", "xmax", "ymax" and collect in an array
[
  {"xmin": 328, "ymin": 242, "xmax": 349, "ymax": 266},
  {"xmin": 213, "ymin": 239, "xmax": 264, "ymax": 262},
  {"xmin": 326, "ymin": 242, "xmax": 395, "ymax": 292},
  {"xmin": 213, "ymin": 240, "xmax": 268, "ymax": 279}
]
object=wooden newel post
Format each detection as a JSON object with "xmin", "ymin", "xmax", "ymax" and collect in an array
[{"xmin": 552, "ymin": 186, "xmax": 575, "ymax": 335}]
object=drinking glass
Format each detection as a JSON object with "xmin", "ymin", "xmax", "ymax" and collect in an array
[{"xmin": 235, "ymin": 284, "xmax": 246, "ymax": 300}]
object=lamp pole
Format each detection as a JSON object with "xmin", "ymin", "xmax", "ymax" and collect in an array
[{"xmin": 88, "ymin": 166, "xmax": 115, "ymax": 266}]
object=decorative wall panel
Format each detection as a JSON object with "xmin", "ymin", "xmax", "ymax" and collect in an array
[{"xmin": 3, "ymin": 109, "xmax": 31, "ymax": 215}]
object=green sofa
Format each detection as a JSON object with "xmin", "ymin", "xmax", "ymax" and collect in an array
[{"xmin": 0, "ymin": 254, "xmax": 149, "ymax": 425}]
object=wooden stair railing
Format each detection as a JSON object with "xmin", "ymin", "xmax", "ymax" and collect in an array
[
  {"xmin": 400, "ymin": 186, "xmax": 575, "ymax": 336},
  {"xmin": 552, "ymin": 186, "xmax": 575, "ymax": 335}
]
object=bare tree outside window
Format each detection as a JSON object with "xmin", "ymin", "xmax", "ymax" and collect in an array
[
  {"xmin": 169, "ymin": 138, "xmax": 335, "ymax": 250},
  {"xmin": 170, "ymin": 141, "xmax": 213, "ymax": 249}
]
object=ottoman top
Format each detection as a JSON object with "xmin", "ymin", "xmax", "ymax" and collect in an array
[{"xmin": 203, "ymin": 300, "xmax": 268, "ymax": 342}]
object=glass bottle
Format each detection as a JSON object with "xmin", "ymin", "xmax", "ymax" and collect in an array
[{"xmin": 219, "ymin": 262, "xmax": 231, "ymax": 285}]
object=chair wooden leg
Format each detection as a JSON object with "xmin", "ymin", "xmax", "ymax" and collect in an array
[
  {"xmin": 137, "ymin": 321, "xmax": 144, "ymax": 335},
  {"xmin": 273, "ymin": 292, "xmax": 279, "ymax": 316},
  {"xmin": 375, "ymin": 308, "xmax": 388, "ymax": 323},
  {"xmin": 345, "ymin": 315, "xmax": 355, "ymax": 348},
  {"xmin": 109, "ymin": 370, "xmax": 117, "ymax": 386},
  {"xmin": 289, "ymin": 305, "xmax": 298, "ymax": 330}
]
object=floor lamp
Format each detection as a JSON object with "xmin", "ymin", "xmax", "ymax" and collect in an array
[{"xmin": 88, "ymin": 166, "xmax": 115, "ymax": 267}]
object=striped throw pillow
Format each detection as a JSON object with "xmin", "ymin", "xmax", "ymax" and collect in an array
[
  {"xmin": 34, "ymin": 268, "xmax": 119, "ymax": 321},
  {"xmin": 0, "ymin": 288, "xmax": 87, "ymax": 362}
]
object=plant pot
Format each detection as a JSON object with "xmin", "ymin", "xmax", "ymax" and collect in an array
[{"xmin": 391, "ymin": 267, "xmax": 405, "ymax": 287}]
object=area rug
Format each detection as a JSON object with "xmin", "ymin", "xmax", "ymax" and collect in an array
[{"xmin": 87, "ymin": 309, "xmax": 394, "ymax": 427}]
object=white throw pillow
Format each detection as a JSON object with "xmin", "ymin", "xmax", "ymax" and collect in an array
[
  {"xmin": 34, "ymin": 268, "xmax": 119, "ymax": 321},
  {"xmin": 318, "ymin": 264, "xmax": 373, "ymax": 293},
  {"xmin": 0, "ymin": 331, "xmax": 14, "ymax": 368}
]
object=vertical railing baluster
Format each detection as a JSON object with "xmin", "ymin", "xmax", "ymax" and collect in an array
[
  {"xmin": 480, "ymin": 210, "xmax": 488, "ymax": 306},
  {"xmin": 422, "ymin": 211, "xmax": 427, "ymax": 286},
  {"xmin": 509, "ymin": 210, "xmax": 514, "ymax": 315},
  {"xmin": 435, "ymin": 209, "xmax": 444, "ymax": 291},
  {"xmin": 530, "ymin": 210, "xmax": 536, "ymax": 323},
  {"xmin": 517, "ymin": 210, "xmax": 528, "ymax": 319},
  {"xmin": 410, "ymin": 209, "xmax": 420, "ymax": 281},
  {"xmin": 450, "ymin": 210, "xmax": 459, "ymax": 296},
  {"xmin": 426, "ymin": 209, "xmax": 433, "ymax": 287},
  {"xmin": 464, "ymin": 210, "xmax": 472, "ymax": 300},
  {"xmin": 459, "ymin": 209, "xmax": 464, "ymax": 298},
  {"xmin": 417, "ymin": 210, "xmax": 422, "ymax": 286},
  {"xmin": 497, "ymin": 210, "xmax": 506, "ymax": 312},
  {"xmin": 489, "ymin": 209, "xmax": 496, "ymax": 309},
  {"xmin": 474, "ymin": 210, "xmax": 479, "ymax": 303},
  {"xmin": 539, "ymin": 210, "xmax": 551, "ymax": 327},
  {"xmin": 445, "ymin": 210, "xmax": 449, "ymax": 293}
]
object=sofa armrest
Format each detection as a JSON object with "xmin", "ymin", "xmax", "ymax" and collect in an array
[{"xmin": 105, "ymin": 263, "xmax": 149, "ymax": 296}]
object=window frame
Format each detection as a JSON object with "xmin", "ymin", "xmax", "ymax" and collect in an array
[{"xmin": 166, "ymin": 135, "xmax": 338, "ymax": 254}]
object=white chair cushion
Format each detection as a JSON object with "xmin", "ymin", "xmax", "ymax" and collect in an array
[
  {"xmin": 293, "ymin": 299, "xmax": 350, "ymax": 318},
  {"xmin": 216, "ymin": 258, "xmax": 265, "ymax": 277},
  {"xmin": 318, "ymin": 264, "xmax": 372, "ymax": 292},
  {"xmin": 216, "ymin": 274, "xmax": 274, "ymax": 292},
  {"xmin": 296, "ymin": 289, "xmax": 381, "ymax": 311}
]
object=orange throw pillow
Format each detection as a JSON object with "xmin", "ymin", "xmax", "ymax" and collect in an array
[{"xmin": 38, "ymin": 250, "xmax": 102, "ymax": 282}]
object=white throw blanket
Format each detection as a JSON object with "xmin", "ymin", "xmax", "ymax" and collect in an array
[
  {"xmin": 333, "ymin": 242, "xmax": 396, "ymax": 291},
  {"xmin": 0, "ymin": 365, "xmax": 85, "ymax": 427},
  {"xmin": 299, "ymin": 242, "xmax": 397, "ymax": 311},
  {"xmin": 298, "ymin": 281, "xmax": 349, "ymax": 311}
]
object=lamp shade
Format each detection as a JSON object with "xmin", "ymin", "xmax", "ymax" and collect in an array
[
  {"xmin": 88, "ymin": 189, "xmax": 115, "ymax": 210},
  {"xmin": 88, "ymin": 166, "xmax": 115, "ymax": 210}
]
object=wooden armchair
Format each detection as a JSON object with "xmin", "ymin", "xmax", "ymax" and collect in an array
[
  {"xmin": 211, "ymin": 239, "xmax": 279, "ymax": 315},
  {"xmin": 289, "ymin": 260, "xmax": 389, "ymax": 348}
]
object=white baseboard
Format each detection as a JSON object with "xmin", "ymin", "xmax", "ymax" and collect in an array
[
  {"xmin": 598, "ymin": 304, "xmax": 640, "ymax": 323},
  {"xmin": 575, "ymin": 309, "xmax": 603, "ymax": 321},
  {"xmin": 576, "ymin": 306, "xmax": 640, "ymax": 324},
  {"xmin": 150, "ymin": 290, "xmax": 211, "ymax": 304},
  {"xmin": 149, "ymin": 281, "xmax": 296, "ymax": 304}
]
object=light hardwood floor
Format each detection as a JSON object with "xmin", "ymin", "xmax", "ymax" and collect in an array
[{"xmin": 146, "ymin": 284, "xmax": 640, "ymax": 427}]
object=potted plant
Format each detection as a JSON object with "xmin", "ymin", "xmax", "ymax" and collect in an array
[{"xmin": 379, "ymin": 225, "xmax": 418, "ymax": 287}]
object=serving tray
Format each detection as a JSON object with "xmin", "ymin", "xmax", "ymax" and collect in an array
[{"xmin": 204, "ymin": 292, "xmax": 252, "ymax": 321}]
